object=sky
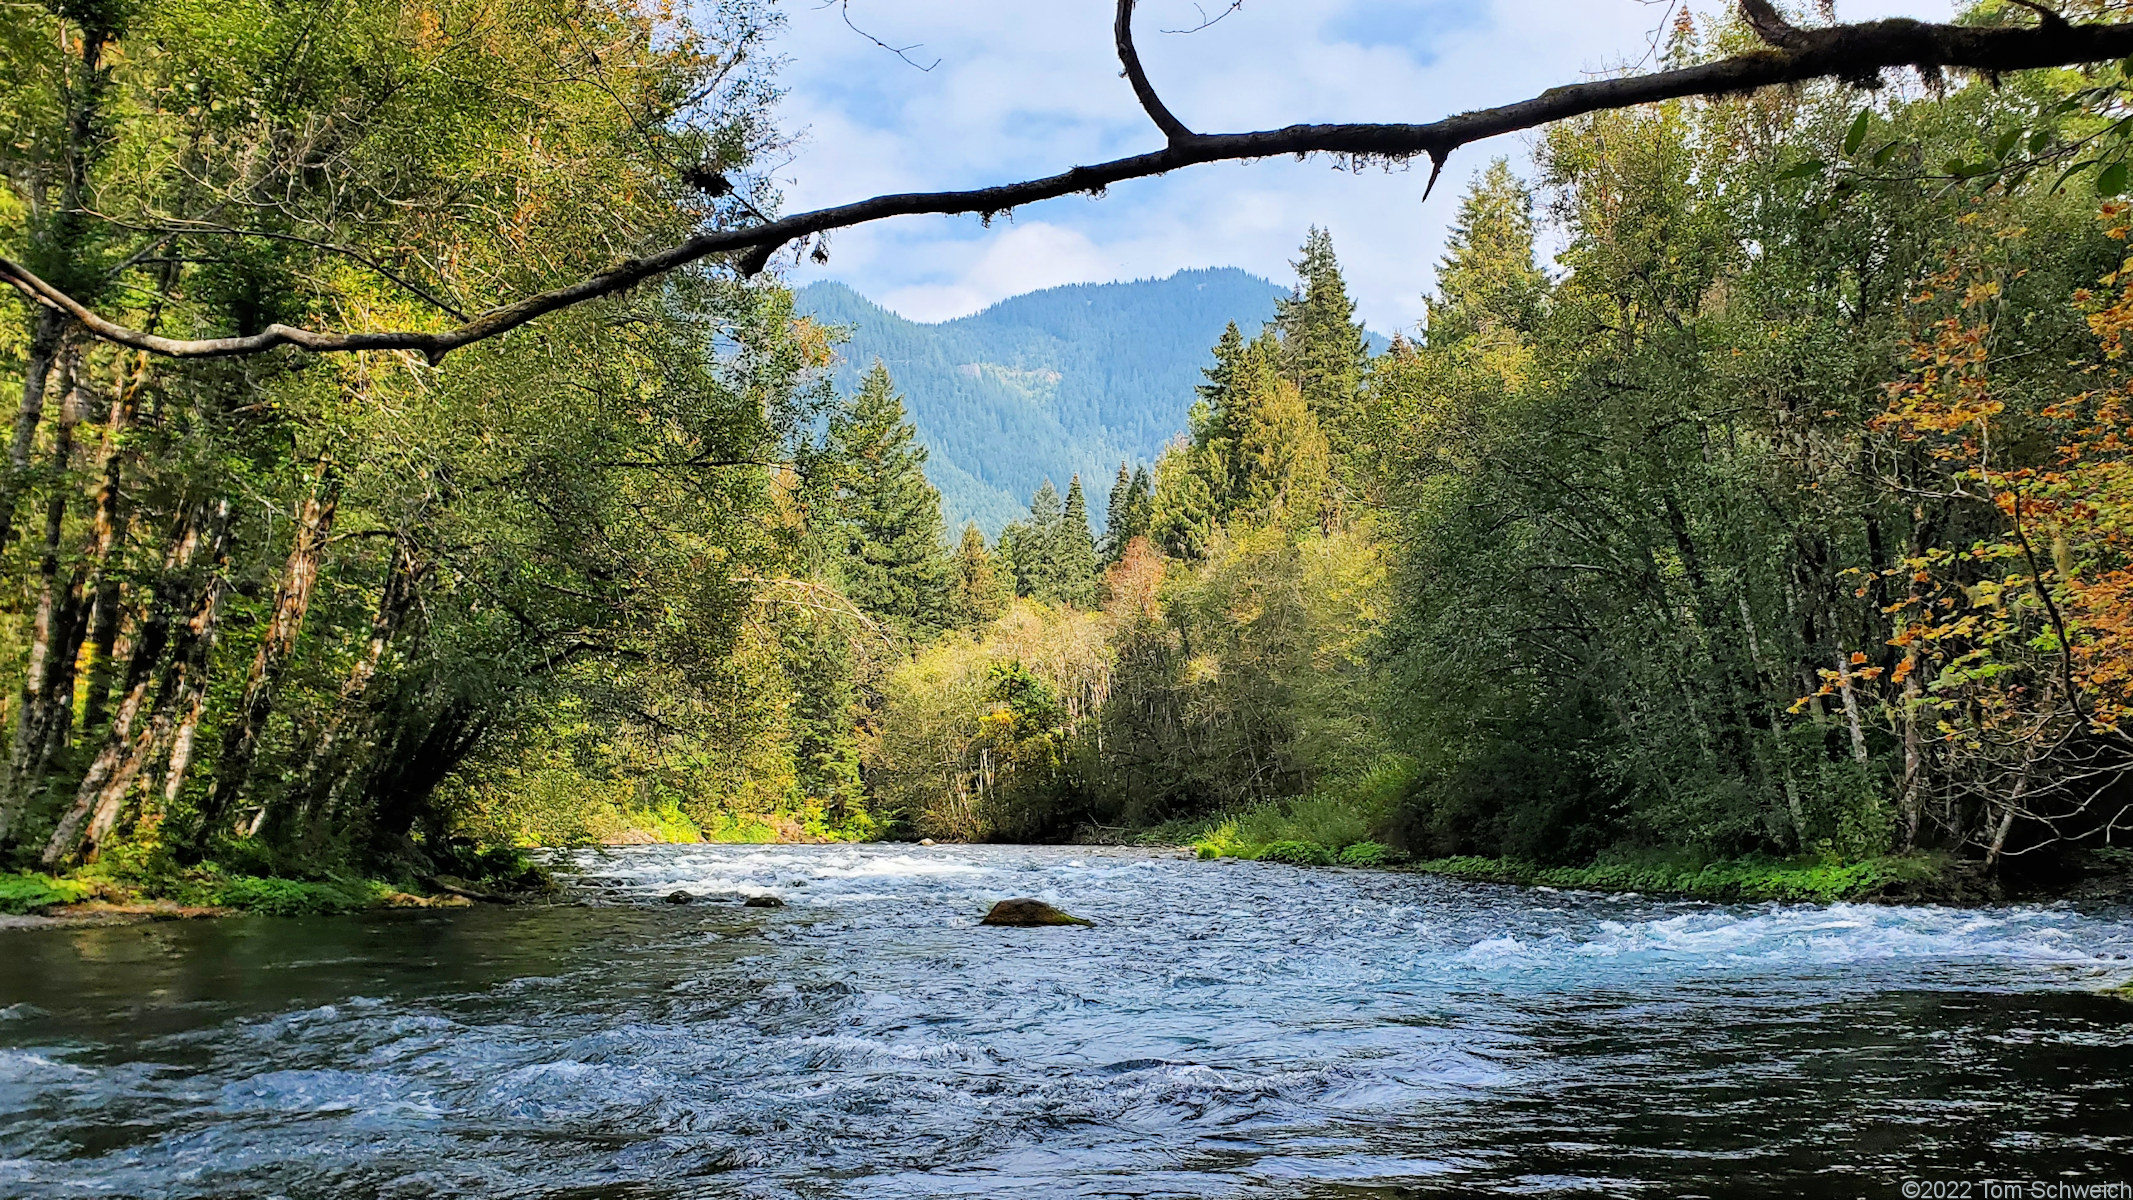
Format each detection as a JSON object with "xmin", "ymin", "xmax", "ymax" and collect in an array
[{"xmin": 761, "ymin": 0, "xmax": 1958, "ymax": 335}]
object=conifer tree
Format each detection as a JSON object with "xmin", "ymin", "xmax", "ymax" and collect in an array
[
  {"xmin": 1056, "ymin": 474, "xmax": 1101, "ymax": 607},
  {"xmin": 1103, "ymin": 462, "xmax": 1153, "ymax": 563},
  {"xmin": 1149, "ymin": 439, "xmax": 1220, "ymax": 561},
  {"xmin": 1427, "ymin": 159, "xmax": 1547, "ymax": 346},
  {"xmin": 825, "ymin": 362, "xmax": 954, "ymax": 640},
  {"xmin": 1226, "ymin": 344, "xmax": 1331, "ymax": 526},
  {"xmin": 1274, "ymin": 227, "xmax": 1371, "ymax": 458},
  {"xmin": 1006, "ymin": 480, "xmax": 1065, "ymax": 600},
  {"xmin": 952, "ymin": 521, "xmax": 1008, "ymax": 628}
]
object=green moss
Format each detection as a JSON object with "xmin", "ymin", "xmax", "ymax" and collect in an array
[{"xmin": 0, "ymin": 872, "xmax": 95, "ymax": 915}]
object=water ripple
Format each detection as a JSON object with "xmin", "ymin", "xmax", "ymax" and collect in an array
[{"xmin": 2, "ymin": 843, "xmax": 2130, "ymax": 1197}]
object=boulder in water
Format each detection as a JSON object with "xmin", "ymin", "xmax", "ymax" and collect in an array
[
  {"xmin": 666, "ymin": 890, "xmax": 694, "ymax": 904},
  {"xmin": 919, "ymin": 838, "xmax": 937, "ymax": 846},
  {"xmin": 980, "ymin": 898, "xmax": 1093, "ymax": 927},
  {"xmin": 743, "ymin": 894, "xmax": 784, "ymax": 908}
]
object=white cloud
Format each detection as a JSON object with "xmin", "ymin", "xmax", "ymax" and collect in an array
[
  {"xmin": 763, "ymin": 0, "xmax": 1958, "ymax": 331},
  {"xmin": 877, "ymin": 222, "xmax": 1116, "ymax": 321}
]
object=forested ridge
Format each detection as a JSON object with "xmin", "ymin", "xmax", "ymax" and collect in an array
[
  {"xmin": 796, "ymin": 270, "xmax": 1294, "ymax": 536},
  {"xmin": 5, "ymin": 0, "xmax": 2133, "ymax": 912}
]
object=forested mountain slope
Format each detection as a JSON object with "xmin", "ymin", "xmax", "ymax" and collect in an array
[{"xmin": 796, "ymin": 270, "xmax": 1291, "ymax": 533}]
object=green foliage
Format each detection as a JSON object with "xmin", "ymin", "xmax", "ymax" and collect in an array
[
  {"xmin": 209, "ymin": 876, "xmax": 383, "ymax": 917},
  {"xmin": 1336, "ymin": 841, "xmax": 1407, "ymax": 867},
  {"xmin": 1252, "ymin": 840, "xmax": 1335, "ymax": 866},
  {"xmin": 1274, "ymin": 227, "xmax": 1371, "ymax": 459},
  {"xmin": 0, "ymin": 872, "xmax": 93, "ymax": 914},
  {"xmin": 1102, "ymin": 463, "xmax": 1154, "ymax": 563},
  {"xmin": 1407, "ymin": 853, "xmax": 1947, "ymax": 904},
  {"xmin": 952, "ymin": 522, "xmax": 1010, "ymax": 628},
  {"xmin": 825, "ymin": 363, "xmax": 955, "ymax": 640},
  {"xmin": 1000, "ymin": 478, "xmax": 1099, "ymax": 606}
]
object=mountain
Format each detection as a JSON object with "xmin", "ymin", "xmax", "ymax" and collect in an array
[{"xmin": 795, "ymin": 268, "xmax": 1289, "ymax": 536}]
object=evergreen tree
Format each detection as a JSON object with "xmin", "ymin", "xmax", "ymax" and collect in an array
[
  {"xmin": 1427, "ymin": 159, "xmax": 1547, "ymax": 346},
  {"xmin": 1103, "ymin": 461, "xmax": 1153, "ymax": 562},
  {"xmin": 825, "ymin": 362, "xmax": 954, "ymax": 640},
  {"xmin": 1227, "ymin": 349, "xmax": 1331, "ymax": 527},
  {"xmin": 952, "ymin": 521, "xmax": 1008, "ymax": 628},
  {"xmin": 1007, "ymin": 480, "xmax": 1066, "ymax": 599},
  {"xmin": 1273, "ymin": 227, "xmax": 1371, "ymax": 458},
  {"xmin": 1056, "ymin": 474, "xmax": 1101, "ymax": 607},
  {"xmin": 1149, "ymin": 437, "xmax": 1220, "ymax": 561}
]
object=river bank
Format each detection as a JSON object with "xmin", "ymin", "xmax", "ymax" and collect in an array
[
  {"xmin": 0, "ymin": 844, "xmax": 556, "ymax": 927},
  {"xmin": 10, "ymin": 828, "xmax": 2130, "ymax": 928}
]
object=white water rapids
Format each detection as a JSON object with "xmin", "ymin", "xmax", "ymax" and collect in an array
[{"xmin": 3, "ymin": 843, "xmax": 2131, "ymax": 1197}]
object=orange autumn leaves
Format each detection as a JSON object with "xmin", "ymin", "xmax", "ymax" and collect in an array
[{"xmin": 1863, "ymin": 211, "xmax": 2133, "ymax": 735}]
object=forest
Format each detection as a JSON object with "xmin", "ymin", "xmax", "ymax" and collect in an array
[{"xmin": 3, "ymin": 0, "xmax": 2133, "ymax": 908}]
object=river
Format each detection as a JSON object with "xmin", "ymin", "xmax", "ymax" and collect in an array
[{"xmin": 3, "ymin": 844, "xmax": 2131, "ymax": 1197}]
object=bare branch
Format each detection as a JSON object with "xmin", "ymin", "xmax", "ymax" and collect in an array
[
  {"xmin": 1160, "ymin": 2, "xmax": 1244, "ymax": 37},
  {"xmin": 1116, "ymin": 0, "xmax": 1196, "ymax": 143},
  {"xmin": 13, "ymin": 10, "xmax": 2133, "ymax": 363},
  {"xmin": 820, "ymin": 0, "xmax": 939, "ymax": 72}
]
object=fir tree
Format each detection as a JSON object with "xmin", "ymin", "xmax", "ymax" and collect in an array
[
  {"xmin": 1227, "ymin": 360, "xmax": 1330, "ymax": 527},
  {"xmin": 1274, "ymin": 227, "xmax": 1370, "ymax": 458},
  {"xmin": 1149, "ymin": 437, "xmax": 1220, "ymax": 561},
  {"xmin": 1127, "ymin": 465, "xmax": 1154, "ymax": 542},
  {"xmin": 1007, "ymin": 480, "xmax": 1066, "ymax": 600},
  {"xmin": 1103, "ymin": 461, "xmax": 1154, "ymax": 562},
  {"xmin": 1056, "ymin": 474, "xmax": 1101, "ymax": 607},
  {"xmin": 1427, "ymin": 159, "xmax": 1546, "ymax": 346},
  {"xmin": 825, "ymin": 362, "xmax": 954, "ymax": 640},
  {"xmin": 952, "ymin": 521, "xmax": 1008, "ymax": 628}
]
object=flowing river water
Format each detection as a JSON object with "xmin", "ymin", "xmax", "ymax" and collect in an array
[{"xmin": 4, "ymin": 844, "xmax": 2133, "ymax": 1198}]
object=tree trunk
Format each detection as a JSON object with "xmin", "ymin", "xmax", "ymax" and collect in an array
[
  {"xmin": 76, "ymin": 352, "xmax": 148, "ymax": 735},
  {"xmin": 0, "ymin": 309, "xmax": 66, "ymax": 548},
  {"xmin": 273, "ymin": 542, "xmax": 420, "ymax": 841},
  {"xmin": 197, "ymin": 467, "xmax": 340, "ymax": 833},
  {"xmin": 0, "ymin": 350, "xmax": 87, "ymax": 836},
  {"xmin": 1833, "ymin": 649, "xmax": 1871, "ymax": 766},
  {"xmin": 77, "ymin": 509, "xmax": 234, "ymax": 862},
  {"xmin": 42, "ymin": 500, "xmax": 232, "ymax": 865}
]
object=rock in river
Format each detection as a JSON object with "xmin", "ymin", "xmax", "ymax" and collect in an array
[
  {"xmin": 980, "ymin": 898, "xmax": 1092, "ymax": 927},
  {"xmin": 743, "ymin": 895, "xmax": 784, "ymax": 908},
  {"xmin": 666, "ymin": 890, "xmax": 694, "ymax": 904}
]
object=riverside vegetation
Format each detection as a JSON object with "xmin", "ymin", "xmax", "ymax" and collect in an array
[{"xmin": 5, "ymin": 2, "xmax": 2133, "ymax": 914}]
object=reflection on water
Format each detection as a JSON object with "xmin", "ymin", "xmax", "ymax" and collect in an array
[{"xmin": 3, "ymin": 844, "xmax": 2131, "ymax": 1197}]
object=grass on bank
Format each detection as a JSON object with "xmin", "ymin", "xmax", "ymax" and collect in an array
[
  {"xmin": 1, "ymin": 838, "xmax": 557, "ymax": 918},
  {"xmin": 0, "ymin": 867, "xmax": 390, "ymax": 916},
  {"xmin": 1152, "ymin": 758, "xmax": 1950, "ymax": 903}
]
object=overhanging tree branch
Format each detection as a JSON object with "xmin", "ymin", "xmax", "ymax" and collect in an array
[
  {"xmin": 8, "ymin": 2, "xmax": 2133, "ymax": 363},
  {"xmin": 1116, "ymin": 0, "xmax": 1195, "ymax": 144}
]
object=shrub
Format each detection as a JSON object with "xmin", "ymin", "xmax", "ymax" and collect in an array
[
  {"xmin": 212, "ymin": 876, "xmax": 378, "ymax": 917},
  {"xmin": 1253, "ymin": 840, "xmax": 1335, "ymax": 866},
  {"xmin": 0, "ymin": 873, "xmax": 94, "ymax": 915},
  {"xmin": 1337, "ymin": 841, "xmax": 1408, "ymax": 867}
]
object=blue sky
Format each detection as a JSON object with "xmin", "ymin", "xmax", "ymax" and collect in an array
[{"xmin": 764, "ymin": 0, "xmax": 1956, "ymax": 334}]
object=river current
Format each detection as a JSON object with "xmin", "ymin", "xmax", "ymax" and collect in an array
[{"xmin": 3, "ymin": 844, "xmax": 2132, "ymax": 1197}]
